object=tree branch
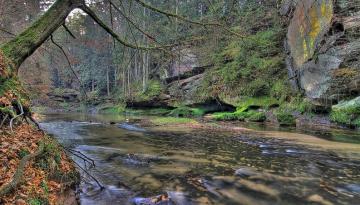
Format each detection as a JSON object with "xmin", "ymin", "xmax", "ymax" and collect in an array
[
  {"xmin": 109, "ymin": 0, "xmax": 157, "ymax": 43},
  {"xmin": 80, "ymin": 5, "xmax": 165, "ymax": 50},
  {"xmin": 50, "ymin": 35, "xmax": 88, "ymax": 98},
  {"xmin": 133, "ymin": 0, "xmax": 245, "ymax": 38},
  {"xmin": 0, "ymin": 27, "xmax": 15, "ymax": 36},
  {"xmin": 62, "ymin": 24, "xmax": 76, "ymax": 39}
]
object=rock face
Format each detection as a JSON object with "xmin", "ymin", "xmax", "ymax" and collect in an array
[
  {"xmin": 168, "ymin": 48, "xmax": 199, "ymax": 78},
  {"xmin": 167, "ymin": 74, "xmax": 204, "ymax": 105},
  {"xmin": 47, "ymin": 88, "xmax": 80, "ymax": 103},
  {"xmin": 285, "ymin": 0, "xmax": 360, "ymax": 106}
]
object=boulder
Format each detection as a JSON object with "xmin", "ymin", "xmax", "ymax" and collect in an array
[
  {"xmin": 332, "ymin": 96, "xmax": 360, "ymax": 111},
  {"xmin": 47, "ymin": 88, "xmax": 80, "ymax": 102},
  {"xmin": 284, "ymin": 0, "xmax": 360, "ymax": 105}
]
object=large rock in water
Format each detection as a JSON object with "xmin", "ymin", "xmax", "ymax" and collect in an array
[{"xmin": 285, "ymin": 0, "xmax": 360, "ymax": 106}]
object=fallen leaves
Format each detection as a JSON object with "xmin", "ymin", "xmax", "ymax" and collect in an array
[{"xmin": 0, "ymin": 124, "xmax": 77, "ymax": 204}]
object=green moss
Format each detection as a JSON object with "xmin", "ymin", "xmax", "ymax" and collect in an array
[
  {"xmin": 100, "ymin": 104, "xmax": 126, "ymax": 114},
  {"xmin": 352, "ymin": 117, "xmax": 360, "ymax": 128},
  {"xmin": 169, "ymin": 106, "xmax": 206, "ymax": 117},
  {"xmin": 276, "ymin": 111, "xmax": 296, "ymax": 126},
  {"xmin": 236, "ymin": 97, "xmax": 279, "ymax": 112},
  {"xmin": 124, "ymin": 108, "xmax": 171, "ymax": 116},
  {"xmin": 17, "ymin": 149, "xmax": 30, "ymax": 159},
  {"xmin": 0, "ymin": 107, "xmax": 16, "ymax": 117},
  {"xmin": 212, "ymin": 110, "xmax": 266, "ymax": 122},
  {"xmin": 278, "ymin": 95, "xmax": 314, "ymax": 114},
  {"xmin": 212, "ymin": 112, "xmax": 239, "ymax": 121},
  {"xmin": 35, "ymin": 138, "xmax": 63, "ymax": 171},
  {"xmin": 28, "ymin": 197, "xmax": 49, "ymax": 205},
  {"xmin": 151, "ymin": 117, "xmax": 196, "ymax": 125},
  {"xmin": 270, "ymin": 80, "xmax": 292, "ymax": 101},
  {"xmin": 133, "ymin": 80, "xmax": 163, "ymax": 101},
  {"xmin": 1, "ymin": 0, "xmax": 68, "ymax": 68},
  {"xmin": 330, "ymin": 104, "xmax": 360, "ymax": 127},
  {"xmin": 248, "ymin": 112, "xmax": 266, "ymax": 122},
  {"xmin": 199, "ymin": 21, "xmax": 285, "ymax": 98},
  {"xmin": 330, "ymin": 111, "xmax": 351, "ymax": 125}
]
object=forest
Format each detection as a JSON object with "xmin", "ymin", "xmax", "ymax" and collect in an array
[{"xmin": 1, "ymin": 0, "xmax": 360, "ymax": 205}]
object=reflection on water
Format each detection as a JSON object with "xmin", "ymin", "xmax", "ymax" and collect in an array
[{"xmin": 40, "ymin": 113, "xmax": 360, "ymax": 205}]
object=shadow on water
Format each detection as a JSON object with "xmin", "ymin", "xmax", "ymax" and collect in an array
[
  {"xmin": 40, "ymin": 113, "xmax": 360, "ymax": 205},
  {"xmin": 227, "ymin": 121, "xmax": 360, "ymax": 144}
]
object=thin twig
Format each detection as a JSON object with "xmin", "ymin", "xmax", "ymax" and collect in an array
[
  {"xmin": 62, "ymin": 24, "xmax": 76, "ymax": 39},
  {"xmin": 66, "ymin": 148, "xmax": 95, "ymax": 168},
  {"xmin": 0, "ymin": 27, "xmax": 15, "ymax": 36},
  {"xmin": 50, "ymin": 35, "xmax": 88, "ymax": 99},
  {"xmin": 72, "ymin": 160, "xmax": 104, "ymax": 190}
]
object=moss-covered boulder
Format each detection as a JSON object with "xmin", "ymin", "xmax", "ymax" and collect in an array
[
  {"xmin": 276, "ymin": 112, "xmax": 296, "ymax": 126},
  {"xmin": 330, "ymin": 97, "xmax": 360, "ymax": 128},
  {"xmin": 168, "ymin": 106, "xmax": 205, "ymax": 118},
  {"xmin": 212, "ymin": 110, "xmax": 267, "ymax": 122}
]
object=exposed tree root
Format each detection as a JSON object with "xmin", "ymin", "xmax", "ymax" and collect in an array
[
  {"xmin": 0, "ymin": 114, "xmax": 8, "ymax": 128},
  {"xmin": 0, "ymin": 143, "xmax": 45, "ymax": 197},
  {"xmin": 10, "ymin": 100, "xmax": 24, "ymax": 133}
]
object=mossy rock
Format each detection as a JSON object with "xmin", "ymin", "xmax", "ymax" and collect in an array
[
  {"xmin": 169, "ymin": 106, "xmax": 205, "ymax": 118},
  {"xmin": 236, "ymin": 97, "xmax": 279, "ymax": 112},
  {"xmin": 212, "ymin": 112, "xmax": 239, "ymax": 121},
  {"xmin": 99, "ymin": 104, "xmax": 126, "ymax": 114},
  {"xmin": 276, "ymin": 112, "xmax": 296, "ymax": 126},
  {"xmin": 248, "ymin": 111, "xmax": 266, "ymax": 122},
  {"xmin": 150, "ymin": 117, "xmax": 196, "ymax": 125},
  {"xmin": 330, "ymin": 97, "xmax": 360, "ymax": 128},
  {"xmin": 212, "ymin": 110, "xmax": 266, "ymax": 122}
]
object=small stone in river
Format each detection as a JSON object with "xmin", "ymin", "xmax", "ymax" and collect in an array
[
  {"xmin": 15, "ymin": 199, "xmax": 26, "ymax": 205},
  {"xmin": 307, "ymin": 194, "xmax": 333, "ymax": 205},
  {"xmin": 345, "ymin": 184, "xmax": 360, "ymax": 193},
  {"xmin": 235, "ymin": 167, "xmax": 257, "ymax": 177}
]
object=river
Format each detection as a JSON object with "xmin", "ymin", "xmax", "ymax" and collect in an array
[{"xmin": 39, "ymin": 113, "xmax": 360, "ymax": 205}]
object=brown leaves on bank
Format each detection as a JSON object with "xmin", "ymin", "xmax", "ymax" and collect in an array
[{"xmin": 0, "ymin": 124, "xmax": 76, "ymax": 204}]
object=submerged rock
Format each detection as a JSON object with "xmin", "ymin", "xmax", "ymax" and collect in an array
[
  {"xmin": 234, "ymin": 167, "xmax": 258, "ymax": 177},
  {"xmin": 132, "ymin": 192, "xmax": 189, "ymax": 205},
  {"xmin": 118, "ymin": 123, "xmax": 146, "ymax": 132}
]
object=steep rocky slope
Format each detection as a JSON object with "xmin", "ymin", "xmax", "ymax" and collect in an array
[{"xmin": 284, "ymin": 0, "xmax": 360, "ymax": 107}]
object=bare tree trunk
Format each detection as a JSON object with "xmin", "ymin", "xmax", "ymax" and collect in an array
[
  {"xmin": 134, "ymin": 52, "xmax": 138, "ymax": 81},
  {"xmin": 114, "ymin": 65, "xmax": 117, "ymax": 88},
  {"xmin": 175, "ymin": 0, "xmax": 179, "ymax": 33},
  {"xmin": 91, "ymin": 78, "xmax": 95, "ymax": 92},
  {"xmin": 106, "ymin": 67, "xmax": 110, "ymax": 96},
  {"xmin": 142, "ymin": 6, "xmax": 147, "ymax": 92}
]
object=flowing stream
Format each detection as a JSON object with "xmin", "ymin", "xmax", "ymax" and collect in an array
[{"xmin": 39, "ymin": 113, "xmax": 360, "ymax": 205}]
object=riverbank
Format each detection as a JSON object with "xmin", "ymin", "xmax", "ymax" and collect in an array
[{"xmin": 0, "ymin": 123, "xmax": 80, "ymax": 204}]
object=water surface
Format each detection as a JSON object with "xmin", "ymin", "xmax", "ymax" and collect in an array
[{"xmin": 40, "ymin": 113, "xmax": 360, "ymax": 205}]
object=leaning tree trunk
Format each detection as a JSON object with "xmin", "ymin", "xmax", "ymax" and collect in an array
[
  {"xmin": 1, "ymin": 0, "xmax": 77, "ymax": 73},
  {"xmin": 0, "ymin": 0, "xmax": 80, "ymax": 125}
]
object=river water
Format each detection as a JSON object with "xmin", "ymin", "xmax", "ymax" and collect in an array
[{"xmin": 39, "ymin": 113, "xmax": 360, "ymax": 205}]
